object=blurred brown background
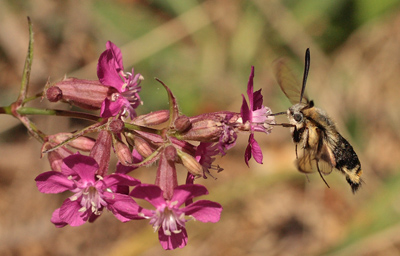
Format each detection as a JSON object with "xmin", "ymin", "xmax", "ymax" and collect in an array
[{"xmin": 1, "ymin": 0, "xmax": 400, "ymax": 255}]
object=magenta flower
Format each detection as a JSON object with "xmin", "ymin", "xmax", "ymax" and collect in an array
[
  {"xmin": 129, "ymin": 184, "xmax": 222, "ymax": 250},
  {"xmin": 35, "ymin": 153, "xmax": 141, "ymax": 227},
  {"xmin": 97, "ymin": 41, "xmax": 143, "ymax": 119},
  {"xmin": 240, "ymin": 66, "xmax": 275, "ymax": 166},
  {"xmin": 195, "ymin": 142, "xmax": 223, "ymax": 178},
  {"xmin": 217, "ymin": 113, "xmax": 238, "ymax": 155}
]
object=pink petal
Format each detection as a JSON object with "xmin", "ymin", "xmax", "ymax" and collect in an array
[
  {"xmin": 244, "ymin": 133, "xmax": 264, "ymax": 166},
  {"xmin": 88, "ymin": 213, "xmax": 101, "ymax": 223},
  {"xmin": 171, "ymin": 184, "xmax": 209, "ymax": 207},
  {"xmin": 252, "ymin": 89, "xmax": 263, "ymax": 110},
  {"xmin": 240, "ymin": 94, "xmax": 250, "ymax": 123},
  {"xmin": 59, "ymin": 198, "xmax": 88, "ymax": 226},
  {"xmin": 183, "ymin": 200, "xmax": 222, "ymax": 223},
  {"xmin": 250, "ymin": 134, "xmax": 263, "ymax": 164},
  {"xmin": 246, "ymin": 66, "xmax": 255, "ymax": 109},
  {"xmin": 62, "ymin": 154, "xmax": 98, "ymax": 182},
  {"xmin": 106, "ymin": 193, "xmax": 143, "ymax": 221},
  {"xmin": 130, "ymin": 184, "xmax": 166, "ymax": 207},
  {"xmin": 100, "ymin": 97, "xmax": 126, "ymax": 118},
  {"xmin": 244, "ymin": 142, "xmax": 252, "ymax": 167},
  {"xmin": 97, "ymin": 50, "xmax": 124, "ymax": 91},
  {"xmin": 116, "ymin": 163, "xmax": 136, "ymax": 175},
  {"xmin": 50, "ymin": 208, "xmax": 68, "ymax": 228},
  {"xmin": 158, "ymin": 228, "xmax": 188, "ymax": 250},
  {"xmin": 103, "ymin": 173, "xmax": 140, "ymax": 187},
  {"xmin": 35, "ymin": 171, "xmax": 74, "ymax": 193},
  {"xmin": 106, "ymin": 41, "xmax": 124, "ymax": 71}
]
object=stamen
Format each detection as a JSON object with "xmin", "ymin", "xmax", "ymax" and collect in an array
[
  {"xmin": 170, "ymin": 201, "xmax": 178, "ymax": 207},
  {"xmin": 111, "ymin": 93, "xmax": 120, "ymax": 102}
]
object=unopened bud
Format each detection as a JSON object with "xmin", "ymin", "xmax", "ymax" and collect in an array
[
  {"xmin": 174, "ymin": 115, "xmax": 191, "ymax": 132},
  {"xmin": 131, "ymin": 110, "xmax": 170, "ymax": 126},
  {"xmin": 42, "ymin": 142, "xmax": 74, "ymax": 172},
  {"xmin": 176, "ymin": 119, "xmax": 222, "ymax": 142},
  {"xmin": 131, "ymin": 136, "xmax": 154, "ymax": 158},
  {"xmin": 46, "ymin": 86, "xmax": 62, "ymax": 102},
  {"xmin": 109, "ymin": 119, "xmax": 125, "ymax": 134},
  {"xmin": 164, "ymin": 145, "xmax": 177, "ymax": 162},
  {"xmin": 46, "ymin": 78, "xmax": 109, "ymax": 110},
  {"xmin": 48, "ymin": 133, "xmax": 95, "ymax": 152},
  {"xmin": 177, "ymin": 149, "xmax": 203, "ymax": 177},
  {"xmin": 114, "ymin": 139, "xmax": 133, "ymax": 165}
]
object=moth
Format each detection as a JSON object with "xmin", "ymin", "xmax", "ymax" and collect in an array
[{"xmin": 273, "ymin": 48, "xmax": 363, "ymax": 193}]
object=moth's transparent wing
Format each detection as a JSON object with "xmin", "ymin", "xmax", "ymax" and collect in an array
[
  {"xmin": 317, "ymin": 141, "xmax": 335, "ymax": 175},
  {"xmin": 273, "ymin": 57, "xmax": 308, "ymax": 105},
  {"xmin": 296, "ymin": 147, "xmax": 315, "ymax": 173}
]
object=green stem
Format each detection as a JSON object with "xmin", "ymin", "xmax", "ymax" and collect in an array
[
  {"xmin": 16, "ymin": 107, "xmax": 102, "ymax": 122},
  {"xmin": 124, "ymin": 122, "xmax": 161, "ymax": 135},
  {"xmin": 0, "ymin": 106, "xmax": 12, "ymax": 115},
  {"xmin": 23, "ymin": 91, "xmax": 43, "ymax": 104}
]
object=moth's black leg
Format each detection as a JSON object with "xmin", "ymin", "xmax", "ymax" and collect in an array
[{"xmin": 316, "ymin": 161, "xmax": 330, "ymax": 188}]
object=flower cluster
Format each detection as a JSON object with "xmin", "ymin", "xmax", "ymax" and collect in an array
[{"xmin": 36, "ymin": 41, "xmax": 275, "ymax": 250}]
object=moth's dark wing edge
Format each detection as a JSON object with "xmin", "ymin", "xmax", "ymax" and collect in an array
[{"xmin": 273, "ymin": 57, "xmax": 309, "ymax": 105}]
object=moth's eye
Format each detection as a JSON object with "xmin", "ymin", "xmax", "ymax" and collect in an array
[{"xmin": 293, "ymin": 113, "xmax": 303, "ymax": 122}]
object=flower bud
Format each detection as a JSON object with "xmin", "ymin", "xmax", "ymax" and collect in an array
[
  {"xmin": 175, "ymin": 119, "xmax": 223, "ymax": 142},
  {"xmin": 131, "ymin": 110, "xmax": 170, "ymax": 126},
  {"xmin": 46, "ymin": 86, "xmax": 62, "ymax": 102},
  {"xmin": 42, "ymin": 141, "xmax": 74, "ymax": 172},
  {"xmin": 114, "ymin": 139, "xmax": 133, "ymax": 165},
  {"xmin": 109, "ymin": 119, "xmax": 125, "ymax": 134},
  {"xmin": 131, "ymin": 135, "xmax": 154, "ymax": 159},
  {"xmin": 164, "ymin": 144, "xmax": 177, "ymax": 162},
  {"xmin": 46, "ymin": 78, "xmax": 110, "ymax": 110},
  {"xmin": 177, "ymin": 149, "xmax": 203, "ymax": 177},
  {"xmin": 48, "ymin": 133, "xmax": 95, "ymax": 152},
  {"xmin": 174, "ymin": 115, "xmax": 191, "ymax": 132}
]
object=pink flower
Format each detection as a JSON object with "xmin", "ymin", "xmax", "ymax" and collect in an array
[
  {"xmin": 129, "ymin": 184, "xmax": 222, "ymax": 250},
  {"xmin": 35, "ymin": 153, "xmax": 141, "ymax": 227},
  {"xmin": 240, "ymin": 66, "xmax": 275, "ymax": 166},
  {"xmin": 97, "ymin": 41, "xmax": 143, "ymax": 119},
  {"xmin": 195, "ymin": 142, "xmax": 223, "ymax": 178}
]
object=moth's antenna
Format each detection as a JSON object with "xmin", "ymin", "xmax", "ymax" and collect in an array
[{"xmin": 299, "ymin": 48, "xmax": 310, "ymax": 103}]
